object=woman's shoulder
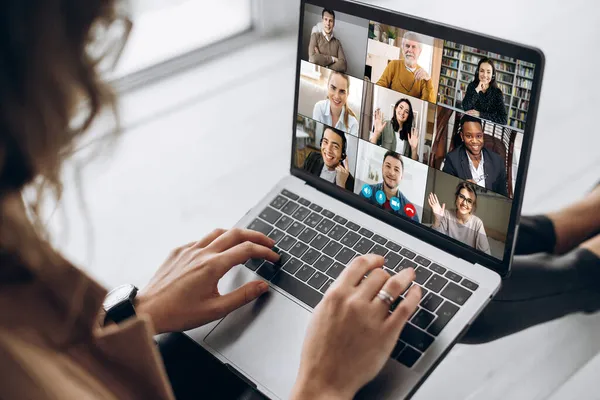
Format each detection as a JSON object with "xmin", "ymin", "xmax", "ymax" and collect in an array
[
  {"xmin": 315, "ymin": 99, "xmax": 328, "ymax": 108},
  {"xmin": 470, "ymin": 214, "xmax": 485, "ymax": 227}
]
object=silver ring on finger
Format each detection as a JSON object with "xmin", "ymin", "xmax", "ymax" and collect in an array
[{"xmin": 376, "ymin": 289, "xmax": 395, "ymax": 307}]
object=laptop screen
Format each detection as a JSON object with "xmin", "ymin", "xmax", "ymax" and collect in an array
[{"xmin": 293, "ymin": 1, "xmax": 540, "ymax": 263}]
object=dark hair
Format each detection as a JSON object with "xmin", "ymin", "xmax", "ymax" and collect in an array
[
  {"xmin": 459, "ymin": 114, "xmax": 483, "ymax": 132},
  {"xmin": 390, "ymin": 99, "xmax": 414, "ymax": 142},
  {"xmin": 383, "ymin": 150, "xmax": 404, "ymax": 171},
  {"xmin": 0, "ymin": 0, "xmax": 122, "ymax": 267},
  {"xmin": 322, "ymin": 9, "xmax": 335, "ymax": 19},
  {"xmin": 455, "ymin": 182, "xmax": 478, "ymax": 212},
  {"xmin": 321, "ymin": 126, "xmax": 347, "ymax": 160},
  {"xmin": 473, "ymin": 57, "xmax": 499, "ymax": 90}
]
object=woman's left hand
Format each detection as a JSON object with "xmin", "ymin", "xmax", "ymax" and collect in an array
[
  {"xmin": 465, "ymin": 110, "xmax": 480, "ymax": 117},
  {"xmin": 408, "ymin": 127, "xmax": 420, "ymax": 151},
  {"xmin": 335, "ymin": 159, "xmax": 350, "ymax": 188},
  {"xmin": 136, "ymin": 229, "xmax": 279, "ymax": 334}
]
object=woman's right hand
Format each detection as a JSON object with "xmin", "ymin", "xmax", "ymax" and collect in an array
[
  {"xmin": 373, "ymin": 108, "xmax": 387, "ymax": 135},
  {"xmin": 475, "ymin": 81, "xmax": 488, "ymax": 93},
  {"xmin": 291, "ymin": 255, "xmax": 421, "ymax": 399},
  {"xmin": 428, "ymin": 193, "xmax": 445, "ymax": 223}
]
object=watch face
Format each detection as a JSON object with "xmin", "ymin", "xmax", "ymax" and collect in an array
[{"xmin": 103, "ymin": 284, "xmax": 136, "ymax": 309}]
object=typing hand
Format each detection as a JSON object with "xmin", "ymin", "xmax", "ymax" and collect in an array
[
  {"xmin": 136, "ymin": 229, "xmax": 279, "ymax": 334},
  {"xmin": 291, "ymin": 255, "xmax": 420, "ymax": 399}
]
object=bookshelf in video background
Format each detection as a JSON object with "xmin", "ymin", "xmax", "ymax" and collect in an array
[{"xmin": 438, "ymin": 41, "xmax": 535, "ymax": 130}]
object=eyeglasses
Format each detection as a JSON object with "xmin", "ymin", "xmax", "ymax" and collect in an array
[
  {"xmin": 472, "ymin": 173, "xmax": 488, "ymax": 183},
  {"xmin": 458, "ymin": 193, "xmax": 474, "ymax": 206},
  {"xmin": 86, "ymin": 13, "xmax": 133, "ymax": 74}
]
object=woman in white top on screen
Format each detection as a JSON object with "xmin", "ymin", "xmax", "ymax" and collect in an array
[
  {"xmin": 313, "ymin": 71, "xmax": 359, "ymax": 136},
  {"xmin": 428, "ymin": 182, "xmax": 491, "ymax": 254}
]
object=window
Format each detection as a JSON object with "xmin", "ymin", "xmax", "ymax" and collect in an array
[
  {"xmin": 109, "ymin": 0, "xmax": 253, "ymax": 85},
  {"xmin": 107, "ymin": 0, "xmax": 299, "ymax": 88}
]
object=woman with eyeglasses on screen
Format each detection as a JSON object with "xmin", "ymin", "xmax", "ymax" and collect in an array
[
  {"xmin": 428, "ymin": 183, "xmax": 491, "ymax": 255},
  {"xmin": 313, "ymin": 71, "xmax": 359, "ymax": 136},
  {"xmin": 461, "ymin": 57, "xmax": 508, "ymax": 125}
]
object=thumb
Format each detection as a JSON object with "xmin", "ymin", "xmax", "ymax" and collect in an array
[
  {"xmin": 212, "ymin": 280, "xmax": 269, "ymax": 318},
  {"xmin": 441, "ymin": 204, "xmax": 446, "ymax": 214}
]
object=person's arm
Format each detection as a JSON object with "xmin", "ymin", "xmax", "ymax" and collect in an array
[
  {"xmin": 428, "ymin": 193, "xmax": 446, "ymax": 230},
  {"xmin": 475, "ymin": 220, "xmax": 492, "ymax": 255},
  {"xmin": 329, "ymin": 40, "xmax": 347, "ymax": 72},
  {"xmin": 136, "ymin": 229, "xmax": 279, "ymax": 334},
  {"xmin": 308, "ymin": 33, "xmax": 333, "ymax": 67},
  {"xmin": 441, "ymin": 154, "xmax": 458, "ymax": 177},
  {"xmin": 480, "ymin": 88, "xmax": 508, "ymax": 125},
  {"xmin": 313, "ymin": 101, "xmax": 323, "ymax": 123},
  {"xmin": 345, "ymin": 173, "xmax": 355, "ymax": 191},
  {"xmin": 376, "ymin": 61, "xmax": 394, "ymax": 88},
  {"xmin": 348, "ymin": 117, "xmax": 359, "ymax": 137},
  {"xmin": 461, "ymin": 82, "xmax": 478, "ymax": 111},
  {"xmin": 421, "ymin": 78, "xmax": 436, "ymax": 103},
  {"xmin": 492, "ymin": 155, "xmax": 509, "ymax": 197},
  {"xmin": 302, "ymin": 152, "xmax": 315, "ymax": 172},
  {"xmin": 290, "ymin": 255, "xmax": 421, "ymax": 400}
]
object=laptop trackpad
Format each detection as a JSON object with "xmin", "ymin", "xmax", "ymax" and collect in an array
[{"xmin": 204, "ymin": 288, "xmax": 311, "ymax": 399}]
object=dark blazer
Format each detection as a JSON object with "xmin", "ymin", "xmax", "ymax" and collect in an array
[
  {"xmin": 302, "ymin": 152, "xmax": 355, "ymax": 191},
  {"xmin": 442, "ymin": 145, "xmax": 508, "ymax": 197}
]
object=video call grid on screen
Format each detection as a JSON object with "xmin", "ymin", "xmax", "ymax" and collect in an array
[{"xmin": 294, "ymin": 1, "xmax": 539, "ymax": 263}]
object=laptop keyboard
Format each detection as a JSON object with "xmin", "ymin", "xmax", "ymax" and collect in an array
[{"xmin": 244, "ymin": 189, "xmax": 479, "ymax": 369}]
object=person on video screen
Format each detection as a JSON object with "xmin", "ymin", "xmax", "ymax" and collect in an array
[
  {"xmin": 461, "ymin": 57, "xmax": 508, "ymax": 125},
  {"xmin": 428, "ymin": 183, "xmax": 491, "ymax": 254},
  {"xmin": 360, "ymin": 151, "xmax": 420, "ymax": 222},
  {"xmin": 313, "ymin": 71, "xmax": 359, "ymax": 136},
  {"xmin": 442, "ymin": 115, "xmax": 508, "ymax": 197},
  {"xmin": 308, "ymin": 8, "xmax": 347, "ymax": 72},
  {"xmin": 376, "ymin": 31, "xmax": 435, "ymax": 103},
  {"xmin": 303, "ymin": 126, "xmax": 354, "ymax": 190},
  {"xmin": 370, "ymin": 98, "xmax": 419, "ymax": 161}
]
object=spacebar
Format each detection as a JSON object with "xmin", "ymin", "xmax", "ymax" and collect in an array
[{"xmin": 271, "ymin": 271, "xmax": 323, "ymax": 309}]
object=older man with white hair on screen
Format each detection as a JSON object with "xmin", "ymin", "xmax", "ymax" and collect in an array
[{"xmin": 376, "ymin": 31, "xmax": 435, "ymax": 103}]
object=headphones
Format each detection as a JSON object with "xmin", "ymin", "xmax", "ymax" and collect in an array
[{"xmin": 320, "ymin": 128, "xmax": 347, "ymax": 161}]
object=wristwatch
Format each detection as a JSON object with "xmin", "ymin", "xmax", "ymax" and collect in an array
[{"xmin": 103, "ymin": 284, "xmax": 139, "ymax": 325}]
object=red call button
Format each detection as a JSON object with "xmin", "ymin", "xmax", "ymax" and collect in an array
[{"xmin": 404, "ymin": 204, "xmax": 416, "ymax": 218}]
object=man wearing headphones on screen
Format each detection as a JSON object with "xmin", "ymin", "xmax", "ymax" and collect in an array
[{"xmin": 303, "ymin": 126, "xmax": 355, "ymax": 191}]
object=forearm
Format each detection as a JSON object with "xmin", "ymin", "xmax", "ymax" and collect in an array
[
  {"xmin": 370, "ymin": 129, "xmax": 382, "ymax": 144},
  {"xmin": 291, "ymin": 378, "xmax": 352, "ymax": 400},
  {"xmin": 462, "ymin": 90, "xmax": 477, "ymax": 110},
  {"xmin": 309, "ymin": 53, "xmax": 334, "ymax": 66},
  {"xmin": 329, "ymin": 57, "xmax": 347, "ymax": 72}
]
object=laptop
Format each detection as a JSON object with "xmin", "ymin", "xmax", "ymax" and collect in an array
[{"xmin": 186, "ymin": 0, "xmax": 544, "ymax": 398}]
